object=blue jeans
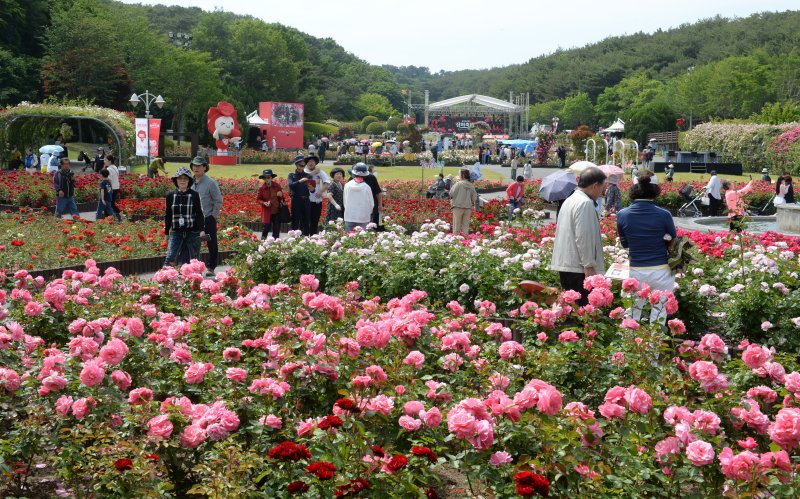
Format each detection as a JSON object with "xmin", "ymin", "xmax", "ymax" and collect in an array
[
  {"xmin": 508, "ymin": 199, "xmax": 521, "ymax": 219},
  {"xmin": 56, "ymin": 196, "xmax": 80, "ymax": 217},
  {"xmin": 165, "ymin": 231, "xmax": 200, "ymax": 266},
  {"xmin": 95, "ymin": 201, "xmax": 116, "ymax": 221}
]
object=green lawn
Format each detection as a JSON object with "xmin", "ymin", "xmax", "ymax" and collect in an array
[
  {"xmin": 671, "ymin": 172, "xmax": 757, "ymax": 183},
  {"xmin": 126, "ymin": 161, "xmax": 505, "ymax": 182}
]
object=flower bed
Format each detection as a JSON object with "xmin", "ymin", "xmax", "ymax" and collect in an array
[
  {"xmin": 0, "ymin": 210, "xmax": 257, "ymax": 272},
  {"xmin": 3, "ymin": 226, "xmax": 800, "ymax": 496}
]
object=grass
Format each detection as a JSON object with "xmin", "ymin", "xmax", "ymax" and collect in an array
[
  {"xmin": 672, "ymin": 172, "xmax": 757, "ymax": 183},
  {"xmin": 125, "ymin": 161, "xmax": 505, "ymax": 182}
]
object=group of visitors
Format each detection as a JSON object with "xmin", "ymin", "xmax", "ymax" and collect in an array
[
  {"xmin": 163, "ymin": 156, "xmax": 222, "ymax": 277},
  {"xmin": 550, "ymin": 167, "xmax": 676, "ymax": 324}
]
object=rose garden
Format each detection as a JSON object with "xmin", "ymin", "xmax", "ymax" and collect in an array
[{"xmin": 1, "ymin": 161, "xmax": 800, "ymax": 497}]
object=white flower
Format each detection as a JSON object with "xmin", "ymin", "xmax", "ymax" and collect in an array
[
  {"xmin": 459, "ymin": 283, "xmax": 470, "ymax": 293},
  {"xmin": 761, "ymin": 321, "xmax": 773, "ymax": 331}
]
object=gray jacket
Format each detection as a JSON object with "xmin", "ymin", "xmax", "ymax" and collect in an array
[
  {"xmin": 549, "ymin": 190, "xmax": 605, "ymax": 274},
  {"xmin": 192, "ymin": 174, "xmax": 223, "ymax": 219}
]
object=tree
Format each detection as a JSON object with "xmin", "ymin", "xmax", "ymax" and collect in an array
[
  {"xmin": 560, "ymin": 93, "xmax": 596, "ymax": 130},
  {"xmin": 595, "ymin": 74, "xmax": 664, "ymax": 125},
  {"xmin": 355, "ymin": 94, "xmax": 397, "ymax": 121},
  {"xmin": 42, "ymin": 0, "xmax": 131, "ymax": 108},
  {"xmin": 625, "ymin": 99, "xmax": 677, "ymax": 146}
]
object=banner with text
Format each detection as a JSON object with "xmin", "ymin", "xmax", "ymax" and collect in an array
[{"xmin": 135, "ymin": 118, "xmax": 162, "ymax": 157}]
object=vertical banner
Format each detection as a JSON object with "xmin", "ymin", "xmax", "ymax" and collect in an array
[
  {"xmin": 135, "ymin": 118, "xmax": 162, "ymax": 158},
  {"xmin": 148, "ymin": 119, "xmax": 161, "ymax": 158},
  {"xmin": 135, "ymin": 118, "xmax": 148, "ymax": 157}
]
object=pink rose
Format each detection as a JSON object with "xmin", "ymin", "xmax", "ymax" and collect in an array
[
  {"xmin": 179, "ymin": 424, "xmax": 207, "ymax": 448},
  {"xmin": 624, "ymin": 386, "xmax": 652, "ymax": 415},
  {"xmin": 54, "ymin": 395, "xmax": 73, "ymax": 417},
  {"xmin": 467, "ymin": 419, "xmax": 494, "ymax": 450},
  {"xmin": 79, "ymin": 358, "xmax": 106, "ymax": 387},
  {"xmin": 403, "ymin": 400, "xmax": 425, "ymax": 417},
  {"xmin": 184, "ymin": 362, "xmax": 213, "ymax": 384},
  {"xmin": 785, "ymin": 371, "xmax": 800, "ymax": 393},
  {"xmin": 536, "ymin": 386, "xmax": 563, "ymax": 416},
  {"xmin": 667, "ymin": 318, "xmax": 686, "ymax": 335},
  {"xmin": 655, "ymin": 437, "xmax": 681, "ymax": 464},
  {"xmin": 741, "ymin": 344, "xmax": 771, "ymax": 369},
  {"xmin": 489, "ymin": 451, "xmax": 513, "ymax": 466},
  {"xmin": 226, "ymin": 367, "xmax": 247, "ymax": 383},
  {"xmin": 685, "ymin": 440, "xmax": 715, "ymax": 466},
  {"xmin": 259, "ymin": 414, "xmax": 282, "ymax": 429},
  {"xmin": 127, "ymin": 387, "xmax": 153, "ymax": 405},
  {"xmin": 420, "ymin": 407, "xmax": 442, "ymax": 428},
  {"xmin": 111, "ymin": 370, "xmax": 132, "ymax": 390},
  {"xmin": 222, "ymin": 347, "xmax": 242, "ymax": 361},
  {"xmin": 398, "ymin": 415, "xmax": 422, "ymax": 431},
  {"xmin": 498, "ymin": 341, "xmax": 525, "ymax": 359},
  {"xmin": 147, "ymin": 414, "xmax": 174, "ymax": 438},
  {"xmin": 0, "ymin": 368, "xmax": 21, "ymax": 394},
  {"xmin": 71, "ymin": 397, "xmax": 95, "ymax": 420},
  {"xmin": 366, "ymin": 394, "xmax": 394, "ymax": 416},
  {"xmin": 447, "ymin": 407, "xmax": 477, "ymax": 439},
  {"xmin": 621, "ymin": 318, "xmax": 640, "ymax": 330},
  {"xmin": 99, "ymin": 337, "xmax": 129, "ymax": 366},
  {"xmin": 719, "ymin": 447, "xmax": 759, "ymax": 481},
  {"xmin": 403, "ymin": 351, "xmax": 425, "ymax": 369},
  {"xmin": 768, "ymin": 408, "xmax": 800, "ymax": 449},
  {"xmin": 598, "ymin": 403, "xmax": 626, "ymax": 419},
  {"xmin": 688, "ymin": 360, "xmax": 718, "ymax": 381},
  {"xmin": 558, "ymin": 330, "xmax": 579, "ymax": 343}
]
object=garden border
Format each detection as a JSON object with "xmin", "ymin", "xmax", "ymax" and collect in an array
[{"xmin": 23, "ymin": 250, "xmax": 238, "ymax": 281}]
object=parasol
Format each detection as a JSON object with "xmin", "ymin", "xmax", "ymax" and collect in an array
[
  {"xmin": 538, "ymin": 170, "xmax": 578, "ymax": 202},
  {"xmin": 568, "ymin": 160, "xmax": 597, "ymax": 174}
]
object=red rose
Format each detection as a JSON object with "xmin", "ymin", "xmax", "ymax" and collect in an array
[
  {"xmin": 335, "ymin": 477, "xmax": 371, "ymax": 497},
  {"xmin": 387, "ymin": 454, "xmax": 408, "ymax": 472},
  {"xmin": 334, "ymin": 398, "xmax": 357, "ymax": 411},
  {"xmin": 268, "ymin": 441, "xmax": 312, "ymax": 462},
  {"xmin": 306, "ymin": 461, "xmax": 336, "ymax": 480},
  {"xmin": 113, "ymin": 458, "xmax": 133, "ymax": 471},
  {"xmin": 317, "ymin": 415, "xmax": 344, "ymax": 430},
  {"xmin": 287, "ymin": 481, "xmax": 310, "ymax": 494},
  {"xmin": 370, "ymin": 445, "xmax": 385, "ymax": 457},
  {"xmin": 514, "ymin": 471, "xmax": 550, "ymax": 497},
  {"xmin": 411, "ymin": 446, "xmax": 438, "ymax": 463}
]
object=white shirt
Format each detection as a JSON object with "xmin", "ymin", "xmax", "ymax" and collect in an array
[
  {"xmin": 343, "ymin": 179, "xmax": 374, "ymax": 223},
  {"xmin": 47, "ymin": 155, "xmax": 59, "ymax": 173},
  {"xmin": 107, "ymin": 164, "xmax": 120, "ymax": 190},
  {"xmin": 706, "ymin": 175, "xmax": 721, "ymax": 199},
  {"xmin": 304, "ymin": 167, "xmax": 330, "ymax": 203},
  {"xmin": 40, "ymin": 153, "xmax": 50, "ymax": 171}
]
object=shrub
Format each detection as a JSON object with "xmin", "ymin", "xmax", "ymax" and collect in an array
[
  {"xmin": 682, "ymin": 122, "xmax": 796, "ymax": 172},
  {"xmin": 304, "ymin": 122, "xmax": 338, "ymax": 138},
  {"xmin": 386, "ymin": 116, "xmax": 402, "ymax": 131},
  {"xmin": 361, "ymin": 115, "xmax": 379, "ymax": 130},
  {"xmin": 365, "ymin": 121, "xmax": 387, "ymax": 135}
]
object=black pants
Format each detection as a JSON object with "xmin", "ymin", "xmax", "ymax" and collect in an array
[
  {"xmin": 111, "ymin": 189, "xmax": 121, "ymax": 217},
  {"xmin": 708, "ymin": 196, "xmax": 722, "ymax": 216},
  {"xmin": 203, "ymin": 215, "xmax": 219, "ymax": 270},
  {"xmin": 291, "ymin": 197, "xmax": 311, "ymax": 235},
  {"xmin": 261, "ymin": 220, "xmax": 280, "ymax": 240},
  {"xmin": 559, "ymin": 271, "xmax": 589, "ymax": 306},
  {"xmin": 309, "ymin": 202, "xmax": 323, "ymax": 235}
]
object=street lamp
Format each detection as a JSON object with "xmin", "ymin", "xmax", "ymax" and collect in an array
[{"xmin": 130, "ymin": 91, "xmax": 165, "ymax": 178}]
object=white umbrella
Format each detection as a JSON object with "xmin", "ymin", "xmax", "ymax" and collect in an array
[
  {"xmin": 569, "ymin": 160, "xmax": 596, "ymax": 174},
  {"xmin": 39, "ymin": 144, "xmax": 64, "ymax": 154},
  {"xmin": 598, "ymin": 164, "xmax": 623, "ymax": 176}
]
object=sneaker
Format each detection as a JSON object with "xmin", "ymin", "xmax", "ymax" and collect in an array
[{"xmin": 204, "ymin": 269, "xmax": 216, "ymax": 278}]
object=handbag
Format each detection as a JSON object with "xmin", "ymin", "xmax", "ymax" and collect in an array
[
  {"xmin": 277, "ymin": 200, "xmax": 291, "ymax": 224},
  {"xmin": 700, "ymin": 194, "xmax": 710, "ymax": 206},
  {"xmin": 667, "ymin": 235, "xmax": 694, "ymax": 272}
]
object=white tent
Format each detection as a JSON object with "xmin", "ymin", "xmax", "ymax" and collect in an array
[
  {"xmin": 246, "ymin": 110, "xmax": 269, "ymax": 127},
  {"xmin": 427, "ymin": 94, "xmax": 521, "ymax": 112},
  {"xmin": 604, "ymin": 118, "xmax": 625, "ymax": 134}
]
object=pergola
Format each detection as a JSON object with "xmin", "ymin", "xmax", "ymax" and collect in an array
[{"xmin": 424, "ymin": 94, "xmax": 524, "ymax": 136}]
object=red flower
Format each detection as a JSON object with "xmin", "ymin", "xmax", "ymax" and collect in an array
[
  {"xmin": 334, "ymin": 397, "xmax": 357, "ymax": 411},
  {"xmin": 145, "ymin": 453, "xmax": 160, "ymax": 461},
  {"xmin": 287, "ymin": 481, "xmax": 310, "ymax": 494},
  {"xmin": 306, "ymin": 461, "xmax": 336, "ymax": 480},
  {"xmin": 317, "ymin": 415, "xmax": 343, "ymax": 430},
  {"xmin": 411, "ymin": 446, "xmax": 438, "ymax": 463},
  {"xmin": 268, "ymin": 441, "xmax": 312, "ymax": 462},
  {"xmin": 335, "ymin": 477, "xmax": 371, "ymax": 497},
  {"xmin": 514, "ymin": 471, "xmax": 550, "ymax": 497},
  {"xmin": 10, "ymin": 239, "xmax": 24, "ymax": 247},
  {"xmin": 370, "ymin": 445, "xmax": 385, "ymax": 457},
  {"xmin": 387, "ymin": 454, "xmax": 408, "ymax": 472},
  {"xmin": 426, "ymin": 488, "xmax": 440, "ymax": 499},
  {"xmin": 113, "ymin": 458, "xmax": 133, "ymax": 471}
]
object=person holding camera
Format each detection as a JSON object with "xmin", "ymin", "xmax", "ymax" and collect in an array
[{"xmin": 54, "ymin": 157, "xmax": 80, "ymax": 219}]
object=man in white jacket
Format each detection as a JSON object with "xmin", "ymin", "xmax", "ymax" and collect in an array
[
  {"xmin": 549, "ymin": 166, "xmax": 608, "ymax": 306},
  {"xmin": 343, "ymin": 163, "xmax": 374, "ymax": 231}
]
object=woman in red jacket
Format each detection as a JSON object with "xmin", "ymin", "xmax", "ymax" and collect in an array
[{"xmin": 256, "ymin": 169, "xmax": 284, "ymax": 240}]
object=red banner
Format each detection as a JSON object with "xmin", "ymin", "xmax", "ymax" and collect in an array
[{"xmin": 258, "ymin": 102, "xmax": 304, "ymax": 150}]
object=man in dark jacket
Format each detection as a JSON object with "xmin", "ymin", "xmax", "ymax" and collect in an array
[
  {"xmin": 287, "ymin": 155, "xmax": 311, "ymax": 235},
  {"xmin": 54, "ymin": 157, "xmax": 80, "ymax": 219}
]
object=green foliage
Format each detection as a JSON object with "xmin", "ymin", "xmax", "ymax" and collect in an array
[
  {"xmin": 397, "ymin": 123, "xmax": 422, "ymax": 152},
  {"xmin": 682, "ymin": 122, "xmax": 794, "ymax": 171},
  {"xmin": 386, "ymin": 115, "xmax": 402, "ymax": 131},
  {"xmin": 624, "ymin": 99, "xmax": 677, "ymax": 145},
  {"xmin": 305, "ymin": 122, "xmax": 338, "ymax": 138},
  {"xmin": 365, "ymin": 121, "xmax": 387, "ymax": 135},
  {"xmin": 361, "ymin": 115, "xmax": 379, "ymax": 131},
  {"xmin": 355, "ymin": 94, "xmax": 397, "ymax": 121},
  {"xmin": 750, "ymin": 101, "xmax": 800, "ymax": 124},
  {"xmin": 559, "ymin": 92, "xmax": 596, "ymax": 130}
]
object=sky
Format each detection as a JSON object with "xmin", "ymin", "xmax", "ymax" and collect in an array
[{"xmin": 119, "ymin": 0, "xmax": 798, "ymax": 72}]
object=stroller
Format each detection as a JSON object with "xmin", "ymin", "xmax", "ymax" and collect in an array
[
  {"xmin": 747, "ymin": 195, "xmax": 776, "ymax": 216},
  {"xmin": 677, "ymin": 184, "xmax": 707, "ymax": 217}
]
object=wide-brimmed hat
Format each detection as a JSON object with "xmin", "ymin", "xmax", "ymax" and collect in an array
[
  {"xmin": 304, "ymin": 155, "xmax": 319, "ymax": 165},
  {"xmin": 667, "ymin": 163, "xmax": 674, "ymax": 168},
  {"xmin": 762, "ymin": 168, "xmax": 769, "ymax": 174},
  {"xmin": 292, "ymin": 154, "xmax": 306, "ymax": 165},
  {"xmin": 172, "ymin": 166, "xmax": 194, "ymax": 187},
  {"xmin": 190, "ymin": 156, "xmax": 209, "ymax": 172},
  {"xmin": 352, "ymin": 163, "xmax": 369, "ymax": 177},
  {"xmin": 258, "ymin": 169, "xmax": 274, "ymax": 179}
]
